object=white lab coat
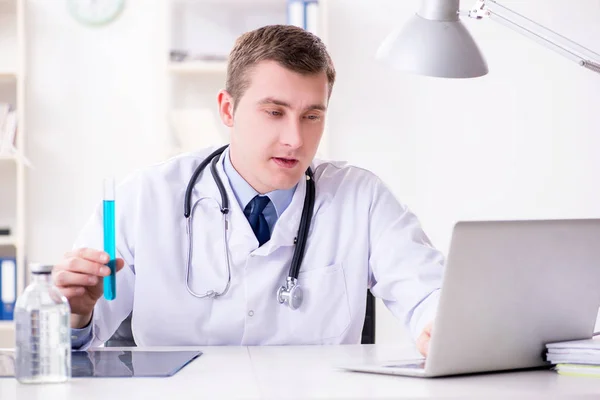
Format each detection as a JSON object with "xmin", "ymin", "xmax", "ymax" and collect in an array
[{"xmin": 74, "ymin": 147, "xmax": 445, "ymax": 348}]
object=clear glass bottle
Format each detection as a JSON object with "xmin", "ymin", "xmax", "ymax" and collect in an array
[{"xmin": 14, "ymin": 263, "xmax": 71, "ymax": 383}]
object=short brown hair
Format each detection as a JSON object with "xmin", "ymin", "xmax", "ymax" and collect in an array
[{"xmin": 226, "ymin": 24, "xmax": 336, "ymax": 110}]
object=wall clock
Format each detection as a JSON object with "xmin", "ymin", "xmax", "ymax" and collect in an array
[{"xmin": 67, "ymin": 0, "xmax": 126, "ymax": 26}]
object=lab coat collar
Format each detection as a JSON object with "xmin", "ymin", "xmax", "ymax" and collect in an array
[
  {"xmin": 189, "ymin": 148, "xmax": 256, "ymax": 252},
  {"xmin": 221, "ymin": 147, "xmax": 296, "ymax": 218},
  {"xmin": 189, "ymin": 148, "xmax": 307, "ymax": 255}
]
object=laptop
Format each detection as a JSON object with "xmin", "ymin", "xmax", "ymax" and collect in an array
[{"xmin": 342, "ymin": 219, "xmax": 600, "ymax": 378}]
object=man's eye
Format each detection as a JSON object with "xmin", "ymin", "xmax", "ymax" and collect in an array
[
  {"xmin": 306, "ymin": 115, "xmax": 321, "ymax": 121},
  {"xmin": 267, "ymin": 110, "xmax": 282, "ymax": 117}
]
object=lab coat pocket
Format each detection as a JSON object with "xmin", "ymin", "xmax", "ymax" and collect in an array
[{"xmin": 293, "ymin": 262, "xmax": 351, "ymax": 344}]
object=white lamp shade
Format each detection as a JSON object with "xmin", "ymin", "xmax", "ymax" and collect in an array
[{"xmin": 377, "ymin": 14, "xmax": 489, "ymax": 79}]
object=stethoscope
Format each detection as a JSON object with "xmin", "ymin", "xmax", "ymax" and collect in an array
[{"xmin": 183, "ymin": 145, "xmax": 315, "ymax": 310}]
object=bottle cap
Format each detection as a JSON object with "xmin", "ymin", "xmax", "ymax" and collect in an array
[{"xmin": 29, "ymin": 263, "xmax": 54, "ymax": 274}]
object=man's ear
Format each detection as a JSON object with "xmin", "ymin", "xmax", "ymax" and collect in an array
[{"xmin": 217, "ymin": 90, "xmax": 235, "ymax": 127}]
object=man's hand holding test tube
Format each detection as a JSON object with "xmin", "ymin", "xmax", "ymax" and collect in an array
[{"xmin": 52, "ymin": 177, "xmax": 125, "ymax": 329}]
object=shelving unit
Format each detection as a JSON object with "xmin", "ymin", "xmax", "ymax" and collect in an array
[
  {"xmin": 0, "ymin": 0, "xmax": 26, "ymax": 347},
  {"xmin": 0, "ymin": 236, "xmax": 17, "ymax": 247},
  {"xmin": 168, "ymin": 60, "xmax": 228, "ymax": 74},
  {"xmin": 0, "ymin": 153, "xmax": 17, "ymax": 161},
  {"xmin": 0, "ymin": 321, "xmax": 13, "ymax": 330},
  {"xmin": 0, "ymin": 72, "xmax": 17, "ymax": 80},
  {"xmin": 0, "ymin": 321, "xmax": 15, "ymax": 348},
  {"xmin": 163, "ymin": 0, "xmax": 330, "ymax": 158}
]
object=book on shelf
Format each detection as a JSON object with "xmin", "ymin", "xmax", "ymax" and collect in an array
[
  {"xmin": 287, "ymin": 0, "xmax": 319, "ymax": 36},
  {"xmin": 0, "ymin": 258, "xmax": 16, "ymax": 321}
]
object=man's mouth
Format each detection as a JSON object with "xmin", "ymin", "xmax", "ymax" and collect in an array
[{"xmin": 272, "ymin": 157, "xmax": 299, "ymax": 168}]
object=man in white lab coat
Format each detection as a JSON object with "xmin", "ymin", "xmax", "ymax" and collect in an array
[{"xmin": 53, "ymin": 25, "xmax": 444, "ymax": 355}]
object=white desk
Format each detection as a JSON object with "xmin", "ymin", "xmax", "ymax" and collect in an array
[{"xmin": 1, "ymin": 344, "xmax": 600, "ymax": 399}]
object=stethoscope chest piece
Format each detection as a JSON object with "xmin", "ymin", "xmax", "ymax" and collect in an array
[{"xmin": 277, "ymin": 277, "xmax": 303, "ymax": 310}]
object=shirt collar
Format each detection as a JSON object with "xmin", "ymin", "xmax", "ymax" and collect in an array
[{"xmin": 222, "ymin": 146, "xmax": 296, "ymax": 217}]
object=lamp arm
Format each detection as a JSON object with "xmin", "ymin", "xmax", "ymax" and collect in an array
[{"xmin": 464, "ymin": 0, "xmax": 600, "ymax": 75}]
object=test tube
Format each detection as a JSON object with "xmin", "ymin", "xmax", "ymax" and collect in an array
[{"xmin": 103, "ymin": 177, "xmax": 116, "ymax": 300}]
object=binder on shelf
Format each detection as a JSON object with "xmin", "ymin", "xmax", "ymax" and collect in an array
[
  {"xmin": 0, "ymin": 258, "xmax": 16, "ymax": 320},
  {"xmin": 0, "ymin": 103, "xmax": 17, "ymax": 155},
  {"xmin": 305, "ymin": 1, "xmax": 319, "ymax": 36},
  {"xmin": 287, "ymin": 0, "xmax": 319, "ymax": 36}
]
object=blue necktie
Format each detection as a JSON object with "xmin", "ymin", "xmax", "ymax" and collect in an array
[{"xmin": 244, "ymin": 195, "xmax": 271, "ymax": 246}]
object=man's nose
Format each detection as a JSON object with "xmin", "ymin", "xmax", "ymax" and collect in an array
[{"xmin": 280, "ymin": 119, "xmax": 303, "ymax": 149}]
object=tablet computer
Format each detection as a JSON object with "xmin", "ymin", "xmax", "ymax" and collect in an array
[{"xmin": 0, "ymin": 349, "xmax": 201, "ymax": 378}]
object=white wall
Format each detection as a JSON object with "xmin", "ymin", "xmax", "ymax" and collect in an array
[
  {"xmin": 25, "ymin": 0, "xmax": 167, "ymax": 263},
  {"xmin": 325, "ymin": 0, "xmax": 600, "ymax": 343},
  {"xmin": 22, "ymin": 0, "xmax": 600, "ymax": 345}
]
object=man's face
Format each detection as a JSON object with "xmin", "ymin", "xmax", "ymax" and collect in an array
[{"xmin": 218, "ymin": 60, "xmax": 329, "ymax": 194}]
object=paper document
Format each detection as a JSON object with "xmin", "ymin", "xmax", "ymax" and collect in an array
[
  {"xmin": 555, "ymin": 364, "xmax": 600, "ymax": 377},
  {"xmin": 546, "ymin": 337, "xmax": 600, "ymax": 369},
  {"xmin": 546, "ymin": 338, "xmax": 600, "ymax": 349}
]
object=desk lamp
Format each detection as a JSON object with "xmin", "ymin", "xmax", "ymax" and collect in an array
[{"xmin": 377, "ymin": 0, "xmax": 600, "ymax": 78}]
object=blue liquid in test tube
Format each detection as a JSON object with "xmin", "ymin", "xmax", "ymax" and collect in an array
[{"xmin": 103, "ymin": 178, "xmax": 116, "ymax": 300}]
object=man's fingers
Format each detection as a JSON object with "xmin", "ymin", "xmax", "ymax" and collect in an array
[
  {"xmin": 58, "ymin": 257, "xmax": 111, "ymax": 277},
  {"xmin": 115, "ymin": 258, "xmax": 125, "ymax": 271},
  {"xmin": 57, "ymin": 255, "xmax": 126, "ymax": 276},
  {"xmin": 59, "ymin": 286, "xmax": 86, "ymax": 299},
  {"xmin": 416, "ymin": 322, "xmax": 434, "ymax": 357},
  {"xmin": 416, "ymin": 333, "xmax": 429, "ymax": 357},
  {"xmin": 424, "ymin": 321, "xmax": 434, "ymax": 335},
  {"xmin": 54, "ymin": 270, "xmax": 100, "ymax": 287},
  {"xmin": 104, "ymin": 258, "xmax": 125, "ymax": 273},
  {"xmin": 64, "ymin": 248, "xmax": 109, "ymax": 264}
]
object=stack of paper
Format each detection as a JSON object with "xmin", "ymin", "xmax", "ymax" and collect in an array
[{"xmin": 546, "ymin": 338, "xmax": 600, "ymax": 377}]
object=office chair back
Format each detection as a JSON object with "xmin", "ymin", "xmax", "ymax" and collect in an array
[{"xmin": 361, "ymin": 290, "xmax": 376, "ymax": 344}]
